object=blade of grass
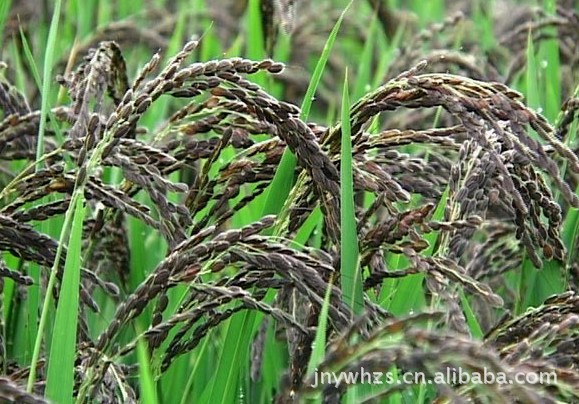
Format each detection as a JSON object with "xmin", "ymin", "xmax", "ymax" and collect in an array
[
  {"xmin": 137, "ymin": 335, "xmax": 159, "ymax": 404},
  {"xmin": 540, "ymin": 0, "xmax": 560, "ymax": 122},
  {"xmin": 459, "ymin": 290, "xmax": 483, "ymax": 339},
  {"xmin": 0, "ymin": 0, "xmax": 11, "ymax": 49},
  {"xmin": 353, "ymin": 11, "xmax": 377, "ymax": 100},
  {"xmin": 246, "ymin": 0, "xmax": 267, "ymax": 87},
  {"xmin": 44, "ymin": 197, "xmax": 86, "ymax": 403},
  {"xmin": 307, "ymin": 276, "xmax": 334, "ymax": 375},
  {"xmin": 96, "ymin": 0, "xmax": 113, "ymax": 26},
  {"xmin": 525, "ymin": 29, "xmax": 540, "ymax": 112},
  {"xmin": 293, "ymin": 207, "xmax": 323, "ymax": 247},
  {"xmin": 561, "ymin": 106, "xmax": 579, "ymax": 264},
  {"xmin": 304, "ymin": 276, "xmax": 334, "ymax": 402},
  {"xmin": 34, "ymin": 0, "xmax": 62, "ymax": 171},
  {"xmin": 473, "ymin": 0, "xmax": 495, "ymax": 51},
  {"xmin": 205, "ymin": 309, "xmax": 257, "ymax": 403},
  {"xmin": 340, "ymin": 69, "xmax": 363, "ymax": 315},
  {"xmin": 73, "ymin": 0, "xmax": 97, "ymax": 40},
  {"xmin": 179, "ymin": 330, "xmax": 212, "ymax": 404},
  {"xmin": 247, "ymin": 0, "xmax": 265, "ymax": 59}
]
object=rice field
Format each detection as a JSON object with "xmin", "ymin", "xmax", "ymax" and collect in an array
[{"xmin": 0, "ymin": 0, "xmax": 578, "ymax": 403}]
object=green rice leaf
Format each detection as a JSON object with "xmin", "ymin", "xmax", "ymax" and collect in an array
[
  {"xmin": 340, "ymin": 69, "xmax": 363, "ymax": 315},
  {"xmin": 45, "ymin": 197, "xmax": 86, "ymax": 403}
]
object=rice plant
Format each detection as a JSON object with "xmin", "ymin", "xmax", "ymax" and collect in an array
[{"xmin": 0, "ymin": 0, "xmax": 577, "ymax": 403}]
